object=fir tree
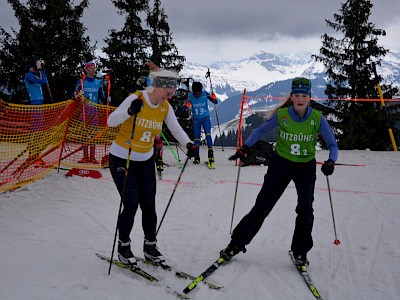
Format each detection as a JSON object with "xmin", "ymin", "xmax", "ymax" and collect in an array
[
  {"xmin": 101, "ymin": 0, "xmax": 150, "ymax": 104},
  {"xmin": 101, "ymin": 0, "xmax": 185, "ymax": 105},
  {"xmin": 313, "ymin": 0, "xmax": 398, "ymax": 150},
  {"xmin": 146, "ymin": 0, "xmax": 185, "ymax": 70},
  {"xmin": 0, "ymin": 0, "xmax": 93, "ymax": 103}
]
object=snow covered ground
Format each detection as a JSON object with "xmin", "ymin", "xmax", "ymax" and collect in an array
[{"xmin": 0, "ymin": 146, "xmax": 399, "ymax": 300}]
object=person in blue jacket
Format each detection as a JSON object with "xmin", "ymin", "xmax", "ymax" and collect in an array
[
  {"xmin": 25, "ymin": 58, "xmax": 48, "ymax": 105},
  {"xmin": 24, "ymin": 58, "xmax": 48, "ymax": 165},
  {"xmin": 75, "ymin": 60, "xmax": 106, "ymax": 164},
  {"xmin": 185, "ymin": 81, "xmax": 218, "ymax": 169},
  {"xmin": 219, "ymin": 77, "xmax": 339, "ymax": 269}
]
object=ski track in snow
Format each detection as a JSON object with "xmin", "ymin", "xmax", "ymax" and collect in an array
[{"xmin": 0, "ymin": 146, "xmax": 399, "ymax": 300}]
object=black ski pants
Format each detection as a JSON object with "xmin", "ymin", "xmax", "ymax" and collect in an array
[
  {"xmin": 109, "ymin": 154, "xmax": 157, "ymax": 243},
  {"xmin": 231, "ymin": 153, "xmax": 316, "ymax": 256}
]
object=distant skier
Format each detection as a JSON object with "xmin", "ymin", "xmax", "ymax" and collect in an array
[
  {"xmin": 185, "ymin": 81, "xmax": 218, "ymax": 169},
  {"xmin": 219, "ymin": 77, "xmax": 339, "ymax": 269}
]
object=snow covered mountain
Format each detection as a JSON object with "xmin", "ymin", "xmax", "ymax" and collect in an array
[
  {"xmin": 181, "ymin": 51, "xmax": 323, "ymax": 101},
  {"xmin": 181, "ymin": 50, "xmax": 400, "ymax": 100},
  {"xmin": 181, "ymin": 50, "xmax": 400, "ymax": 126}
]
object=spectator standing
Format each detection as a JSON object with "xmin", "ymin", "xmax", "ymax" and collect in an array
[
  {"xmin": 24, "ymin": 58, "xmax": 48, "ymax": 165},
  {"xmin": 75, "ymin": 60, "xmax": 106, "ymax": 164}
]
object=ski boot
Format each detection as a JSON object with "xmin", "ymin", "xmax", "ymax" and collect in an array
[
  {"xmin": 89, "ymin": 146, "xmax": 99, "ymax": 164},
  {"xmin": 78, "ymin": 146, "xmax": 89, "ymax": 163},
  {"xmin": 143, "ymin": 239, "xmax": 165, "ymax": 264},
  {"xmin": 193, "ymin": 155, "xmax": 200, "ymax": 164},
  {"xmin": 78, "ymin": 157, "xmax": 89, "ymax": 163},
  {"xmin": 294, "ymin": 253, "xmax": 309, "ymax": 271},
  {"xmin": 156, "ymin": 159, "xmax": 164, "ymax": 179},
  {"xmin": 89, "ymin": 156, "xmax": 99, "ymax": 164},
  {"xmin": 118, "ymin": 239, "xmax": 137, "ymax": 267},
  {"xmin": 219, "ymin": 239, "xmax": 246, "ymax": 261},
  {"xmin": 156, "ymin": 159, "xmax": 164, "ymax": 172},
  {"xmin": 207, "ymin": 148, "xmax": 215, "ymax": 169}
]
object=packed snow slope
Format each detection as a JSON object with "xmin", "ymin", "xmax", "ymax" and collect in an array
[{"xmin": 0, "ymin": 147, "xmax": 399, "ymax": 300}]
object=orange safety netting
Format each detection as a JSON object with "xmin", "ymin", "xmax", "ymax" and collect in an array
[{"xmin": 0, "ymin": 99, "xmax": 119, "ymax": 193}]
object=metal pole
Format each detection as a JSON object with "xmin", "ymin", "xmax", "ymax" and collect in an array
[{"xmin": 326, "ymin": 176, "xmax": 341, "ymax": 245}]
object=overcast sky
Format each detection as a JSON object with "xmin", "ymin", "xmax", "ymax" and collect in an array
[{"xmin": 1, "ymin": 0, "xmax": 400, "ymax": 65}]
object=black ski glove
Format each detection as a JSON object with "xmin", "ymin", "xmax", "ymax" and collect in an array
[
  {"xmin": 321, "ymin": 159, "xmax": 335, "ymax": 176},
  {"xmin": 128, "ymin": 99, "xmax": 143, "ymax": 116},
  {"xmin": 186, "ymin": 142, "xmax": 198, "ymax": 158},
  {"xmin": 229, "ymin": 145, "xmax": 249, "ymax": 161}
]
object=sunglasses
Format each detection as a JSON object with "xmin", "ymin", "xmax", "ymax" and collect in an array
[
  {"xmin": 153, "ymin": 76, "xmax": 178, "ymax": 89},
  {"xmin": 292, "ymin": 77, "xmax": 311, "ymax": 87}
]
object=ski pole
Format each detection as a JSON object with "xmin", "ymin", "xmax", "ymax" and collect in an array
[
  {"xmin": 229, "ymin": 160, "xmax": 242, "ymax": 234},
  {"xmin": 104, "ymin": 70, "xmax": 112, "ymax": 166},
  {"xmin": 44, "ymin": 70, "xmax": 54, "ymax": 103},
  {"xmin": 76, "ymin": 69, "xmax": 87, "ymax": 130},
  {"xmin": 372, "ymin": 62, "xmax": 398, "ymax": 151},
  {"xmin": 156, "ymin": 155, "xmax": 190, "ymax": 236},
  {"xmin": 108, "ymin": 112, "xmax": 138, "ymax": 275},
  {"xmin": 317, "ymin": 161, "xmax": 365, "ymax": 167},
  {"xmin": 160, "ymin": 131, "xmax": 183, "ymax": 169},
  {"xmin": 161, "ymin": 130, "xmax": 185, "ymax": 164},
  {"xmin": 175, "ymin": 143, "xmax": 180, "ymax": 162},
  {"xmin": 326, "ymin": 176, "xmax": 341, "ymax": 246},
  {"xmin": 205, "ymin": 68, "xmax": 224, "ymax": 151},
  {"xmin": 104, "ymin": 70, "xmax": 113, "ymax": 126},
  {"xmin": 162, "ymin": 128, "xmax": 186, "ymax": 153}
]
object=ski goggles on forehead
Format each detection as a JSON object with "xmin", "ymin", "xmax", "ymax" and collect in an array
[
  {"xmin": 292, "ymin": 77, "xmax": 311, "ymax": 87},
  {"xmin": 152, "ymin": 76, "xmax": 178, "ymax": 89}
]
